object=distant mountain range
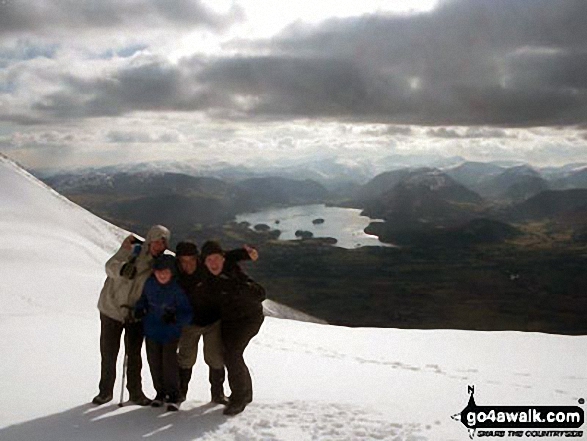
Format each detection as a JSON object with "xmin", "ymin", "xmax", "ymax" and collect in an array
[
  {"xmin": 38, "ymin": 158, "xmax": 587, "ymax": 248},
  {"xmin": 351, "ymin": 163, "xmax": 587, "ymax": 246},
  {"xmin": 42, "ymin": 171, "xmax": 329, "ymax": 237}
]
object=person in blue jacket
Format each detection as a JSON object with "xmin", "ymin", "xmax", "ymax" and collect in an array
[{"xmin": 134, "ymin": 254, "xmax": 192, "ymax": 411}]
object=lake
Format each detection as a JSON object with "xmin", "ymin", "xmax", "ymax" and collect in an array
[{"xmin": 235, "ymin": 204, "xmax": 392, "ymax": 249}]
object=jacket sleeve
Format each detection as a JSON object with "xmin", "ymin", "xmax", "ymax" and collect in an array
[
  {"xmin": 246, "ymin": 280, "xmax": 266, "ymax": 302},
  {"xmin": 174, "ymin": 286, "xmax": 193, "ymax": 327},
  {"xmin": 105, "ymin": 244, "xmax": 132, "ymax": 279},
  {"xmin": 225, "ymin": 248, "xmax": 250, "ymax": 264},
  {"xmin": 134, "ymin": 282, "xmax": 149, "ymax": 315}
]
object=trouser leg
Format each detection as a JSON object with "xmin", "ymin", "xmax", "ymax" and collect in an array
[
  {"xmin": 202, "ymin": 320, "xmax": 224, "ymax": 370},
  {"xmin": 179, "ymin": 367, "xmax": 192, "ymax": 401},
  {"xmin": 222, "ymin": 317, "xmax": 263, "ymax": 404},
  {"xmin": 146, "ymin": 339, "xmax": 164, "ymax": 396},
  {"xmin": 98, "ymin": 314, "xmax": 123, "ymax": 396},
  {"xmin": 202, "ymin": 320, "xmax": 227, "ymax": 401},
  {"xmin": 162, "ymin": 339, "xmax": 180, "ymax": 401},
  {"xmin": 124, "ymin": 320, "xmax": 144, "ymax": 396},
  {"xmin": 177, "ymin": 325, "xmax": 202, "ymax": 400},
  {"xmin": 177, "ymin": 325, "xmax": 201, "ymax": 369}
]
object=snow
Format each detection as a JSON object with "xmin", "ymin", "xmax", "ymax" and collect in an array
[{"xmin": 0, "ymin": 153, "xmax": 586, "ymax": 441}]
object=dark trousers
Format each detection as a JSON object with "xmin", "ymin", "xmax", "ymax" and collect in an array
[
  {"xmin": 146, "ymin": 338, "xmax": 180, "ymax": 400},
  {"xmin": 98, "ymin": 313, "xmax": 144, "ymax": 397},
  {"xmin": 222, "ymin": 316, "xmax": 264, "ymax": 404}
]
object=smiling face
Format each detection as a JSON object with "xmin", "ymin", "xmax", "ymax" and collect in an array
[
  {"xmin": 149, "ymin": 238, "xmax": 167, "ymax": 257},
  {"xmin": 204, "ymin": 253, "xmax": 225, "ymax": 276},
  {"xmin": 154, "ymin": 268, "xmax": 173, "ymax": 285},
  {"xmin": 178, "ymin": 255, "xmax": 198, "ymax": 275}
]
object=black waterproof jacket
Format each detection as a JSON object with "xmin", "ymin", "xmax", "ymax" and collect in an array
[
  {"xmin": 206, "ymin": 263, "xmax": 265, "ymax": 323},
  {"xmin": 177, "ymin": 249, "xmax": 252, "ymax": 327}
]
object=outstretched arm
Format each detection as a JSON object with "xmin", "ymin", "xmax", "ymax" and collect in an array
[
  {"xmin": 104, "ymin": 236, "xmax": 134, "ymax": 278},
  {"xmin": 225, "ymin": 244, "xmax": 259, "ymax": 264}
]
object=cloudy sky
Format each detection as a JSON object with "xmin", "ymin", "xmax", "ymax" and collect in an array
[{"xmin": 1, "ymin": 0, "xmax": 586, "ymax": 171}]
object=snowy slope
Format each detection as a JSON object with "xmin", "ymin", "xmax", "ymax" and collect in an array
[
  {"xmin": 0, "ymin": 154, "xmax": 586, "ymax": 441},
  {"xmin": 0, "ymin": 153, "xmax": 126, "ymax": 315}
]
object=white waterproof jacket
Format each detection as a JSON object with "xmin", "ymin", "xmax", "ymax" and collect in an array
[{"xmin": 97, "ymin": 225, "xmax": 171, "ymax": 322}]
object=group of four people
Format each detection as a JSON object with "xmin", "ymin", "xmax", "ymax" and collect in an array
[{"xmin": 92, "ymin": 224, "xmax": 265, "ymax": 416}]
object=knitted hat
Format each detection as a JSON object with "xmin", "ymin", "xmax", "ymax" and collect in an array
[
  {"xmin": 146, "ymin": 225, "xmax": 171, "ymax": 243},
  {"xmin": 200, "ymin": 240, "xmax": 224, "ymax": 261},
  {"xmin": 152, "ymin": 254, "xmax": 176, "ymax": 271},
  {"xmin": 176, "ymin": 241, "xmax": 198, "ymax": 257}
]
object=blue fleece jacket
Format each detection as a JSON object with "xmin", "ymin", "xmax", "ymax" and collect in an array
[{"xmin": 135, "ymin": 276, "xmax": 193, "ymax": 344}]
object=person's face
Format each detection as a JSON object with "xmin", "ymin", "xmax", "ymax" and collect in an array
[
  {"xmin": 149, "ymin": 238, "xmax": 167, "ymax": 257},
  {"xmin": 178, "ymin": 255, "xmax": 197, "ymax": 275},
  {"xmin": 204, "ymin": 253, "xmax": 225, "ymax": 276},
  {"xmin": 154, "ymin": 268, "xmax": 173, "ymax": 285}
]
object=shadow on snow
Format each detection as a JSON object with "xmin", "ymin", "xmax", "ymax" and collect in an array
[{"xmin": 0, "ymin": 401, "xmax": 226, "ymax": 441}]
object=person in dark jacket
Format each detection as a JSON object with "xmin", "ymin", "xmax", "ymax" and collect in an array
[
  {"xmin": 134, "ymin": 254, "xmax": 192, "ymax": 411},
  {"xmin": 200, "ymin": 240, "xmax": 265, "ymax": 416},
  {"xmin": 175, "ymin": 241, "xmax": 258, "ymax": 405}
]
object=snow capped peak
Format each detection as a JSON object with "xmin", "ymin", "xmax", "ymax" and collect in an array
[{"xmin": 402, "ymin": 168, "xmax": 455, "ymax": 191}]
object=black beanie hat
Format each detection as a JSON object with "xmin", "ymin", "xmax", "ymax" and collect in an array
[
  {"xmin": 200, "ymin": 240, "xmax": 224, "ymax": 261},
  {"xmin": 152, "ymin": 254, "xmax": 176, "ymax": 272},
  {"xmin": 176, "ymin": 241, "xmax": 198, "ymax": 257}
]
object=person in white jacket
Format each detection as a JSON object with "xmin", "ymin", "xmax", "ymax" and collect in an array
[{"xmin": 92, "ymin": 225, "xmax": 171, "ymax": 406}]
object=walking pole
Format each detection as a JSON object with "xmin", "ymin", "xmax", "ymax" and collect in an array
[
  {"xmin": 118, "ymin": 351, "xmax": 128, "ymax": 407},
  {"xmin": 118, "ymin": 305, "xmax": 131, "ymax": 408}
]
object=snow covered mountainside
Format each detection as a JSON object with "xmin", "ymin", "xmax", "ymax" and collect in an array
[{"xmin": 0, "ymin": 153, "xmax": 585, "ymax": 441}]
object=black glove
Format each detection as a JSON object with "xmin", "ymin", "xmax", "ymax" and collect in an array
[
  {"xmin": 121, "ymin": 304, "xmax": 135, "ymax": 324},
  {"xmin": 134, "ymin": 308, "xmax": 147, "ymax": 321},
  {"xmin": 120, "ymin": 262, "xmax": 137, "ymax": 279},
  {"xmin": 162, "ymin": 308, "xmax": 176, "ymax": 325}
]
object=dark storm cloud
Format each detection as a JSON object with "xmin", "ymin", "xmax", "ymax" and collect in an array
[
  {"xmin": 25, "ymin": 55, "xmax": 410, "ymax": 121},
  {"xmin": 204, "ymin": 0, "xmax": 587, "ymax": 126},
  {"xmin": 196, "ymin": 56, "xmax": 414, "ymax": 119},
  {"xmin": 0, "ymin": 113, "xmax": 51, "ymax": 126},
  {"xmin": 30, "ymin": 60, "xmax": 229, "ymax": 119},
  {"xmin": 9, "ymin": 0, "xmax": 587, "ymax": 127},
  {"xmin": 0, "ymin": 0, "xmax": 242, "ymax": 35}
]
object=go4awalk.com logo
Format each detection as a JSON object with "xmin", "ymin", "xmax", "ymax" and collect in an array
[{"xmin": 452, "ymin": 386, "xmax": 585, "ymax": 439}]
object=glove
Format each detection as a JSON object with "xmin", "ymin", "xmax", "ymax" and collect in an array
[
  {"xmin": 120, "ymin": 262, "xmax": 137, "ymax": 279},
  {"xmin": 134, "ymin": 308, "xmax": 147, "ymax": 321},
  {"xmin": 162, "ymin": 308, "xmax": 176, "ymax": 325}
]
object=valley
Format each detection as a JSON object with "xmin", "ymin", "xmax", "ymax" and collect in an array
[{"xmin": 37, "ymin": 160, "xmax": 587, "ymax": 334}]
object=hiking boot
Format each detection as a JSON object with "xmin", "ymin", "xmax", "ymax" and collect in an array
[
  {"xmin": 166, "ymin": 393, "xmax": 180, "ymax": 411},
  {"xmin": 129, "ymin": 392, "xmax": 152, "ymax": 406},
  {"xmin": 212, "ymin": 392, "xmax": 229, "ymax": 405},
  {"xmin": 209, "ymin": 368, "xmax": 228, "ymax": 405},
  {"xmin": 151, "ymin": 393, "xmax": 166, "ymax": 408},
  {"xmin": 92, "ymin": 393, "xmax": 113, "ymax": 405},
  {"xmin": 223, "ymin": 401, "xmax": 247, "ymax": 416},
  {"xmin": 166, "ymin": 402, "xmax": 180, "ymax": 412}
]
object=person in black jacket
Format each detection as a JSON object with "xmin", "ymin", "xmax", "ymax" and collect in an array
[
  {"xmin": 200, "ymin": 240, "xmax": 265, "ymax": 416},
  {"xmin": 175, "ymin": 241, "xmax": 258, "ymax": 405}
]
